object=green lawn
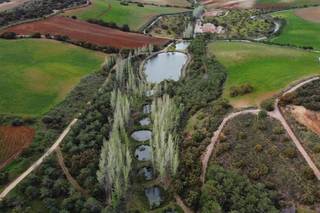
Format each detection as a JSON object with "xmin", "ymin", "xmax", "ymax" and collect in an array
[
  {"xmin": 0, "ymin": 39, "xmax": 105, "ymax": 116},
  {"xmin": 208, "ymin": 41, "xmax": 320, "ymax": 107},
  {"xmin": 63, "ymin": 0, "xmax": 188, "ymax": 31},
  {"xmin": 270, "ymin": 9, "xmax": 320, "ymax": 50}
]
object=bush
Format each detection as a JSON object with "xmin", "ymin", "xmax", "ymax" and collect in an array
[
  {"xmin": 229, "ymin": 84, "xmax": 254, "ymax": 97},
  {"xmin": 260, "ymin": 98, "xmax": 275, "ymax": 111},
  {"xmin": 31, "ymin": 32, "xmax": 41, "ymax": 38},
  {"xmin": 283, "ymin": 147, "xmax": 297, "ymax": 159},
  {"xmin": 255, "ymin": 144, "xmax": 263, "ymax": 152},
  {"xmin": 0, "ymin": 32, "xmax": 17, "ymax": 39},
  {"xmin": 137, "ymin": 2, "xmax": 144, "ymax": 7}
]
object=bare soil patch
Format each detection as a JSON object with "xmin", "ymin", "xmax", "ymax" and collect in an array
[
  {"xmin": 288, "ymin": 105, "xmax": 320, "ymax": 135},
  {"xmin": 2, "ymin": 16, "xmax": 169, "ymax": 48},
  {"xmin": 201, "ymin": 0, "xmax": 255, "ymax": 9},
  {"xmin": 0, "ymin": 126, "xmax": 35, "ymax": 170},
  {"xmin": 295, "ymin": 7, "xmax": 320, "ymax": 23}
]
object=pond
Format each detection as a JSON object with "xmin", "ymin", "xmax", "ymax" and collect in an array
[
  {"xmin": 139, "ymin": 117, "xmax": 151, "ymax": 126},
  {"xmin": 135, "ymin": 145, "xmax": 152, "ymax": 161},
  {"xmin": 175, "ymin": 41, "xmax": 190, "ymax": 51},
  {"xmin": 131, "ymin": 130, "xmax": 152, "ymax": 142},
  {"xmin": 143, "ymin": 104, "xmax": 152, "ymax": 114},
  {"xmin": 144, "ymin": 52, "xmax": 188, "ymax": 83},
  {"xmin": 138, "ymin": 167, "xmax": 154, "ymax": 181},
  {"xmin": 145, "ymin": 186, "xmax": 163, "ymax": 208}
]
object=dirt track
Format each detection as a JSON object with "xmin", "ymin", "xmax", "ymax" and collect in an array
[
  {"xmin": 0, "ymin": 119, "xmax": 77, "ymax": 201},
  {"xmin": 2, "ymin": 16, "xmax": 169, "ymax": 48}
]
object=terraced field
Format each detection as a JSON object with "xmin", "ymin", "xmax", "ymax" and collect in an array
[
  {"xmin": 0, "ymin": 39, "xmax": 105, "ymax": 116},
  {"xmin": 270, "ymin": 7, "xmax": 320, "ymax": 50},
  {"xmin": 208, "ymin": 41, "xmax": 320, "ymax": 107},
  {"xmin": 63, "ymin": 0, "xmax": 188, "ymax": 31}
]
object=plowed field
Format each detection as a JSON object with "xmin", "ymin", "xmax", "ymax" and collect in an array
[
  {"xmin": 3, "ymin": 16, "xmax": 169, "ymax": 48},
  {"xmin": 0, "ymin": 126, "xmax": 35, "ymax": 170}
]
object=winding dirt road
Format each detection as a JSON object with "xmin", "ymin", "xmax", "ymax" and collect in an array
[
  {"xmin": 201, "ymin": 76, "xmax": 320, "ymax": 183},
  {"xmin": 0, "ymin": 119, "xmax": 78, "ymax": 201}
]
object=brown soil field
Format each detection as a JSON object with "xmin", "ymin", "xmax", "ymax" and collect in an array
[
  {"xmin": 295, "ymin": 7, "xmax": 320, "ymax": 23},
  {"xmin": 289, "ymin": 105, "xmax": 320, "ymax": 135},
  {"xmin": 2, "ymin": 16, "xmax": 170, "ymax": 49},
  {"xmin": 201, "ymin": 0, "xmax": 255, "ymax": 9},
  {"xmin": 0, "ymin": 126, "xmax": 35, "ymax": 170}
]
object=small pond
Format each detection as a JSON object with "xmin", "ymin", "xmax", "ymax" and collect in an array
[
  {"xmin": 175, "ymin": 41, "xmax": 190, "ymax": 51},
  {"xmin": 135, "ymin": 145, "xmax": 152, "ymax": 161},
  {"xmin": 144, "ymin": 52, "xmax": 188, "ymax": 83},
  {"xmin": 145, "ymin": 186, "xmax": 163, "ymax": 208},
  {"xmin": 139, "ymin": 117, "xmax": 151, "ymax": 126},
  {"xmin": 131, "ymin": 130, "xmax": 152, "ymax": 142},
  {"xmin": 138, "ymin": 167, "xmax": 154, "ymax": 181},
  {"xmin": 143, "ymin": 105, "xmax": 152, "ymax": 114}
]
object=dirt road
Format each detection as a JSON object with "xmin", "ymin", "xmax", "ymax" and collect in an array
[{"xmin": 0, "ymin": 119, "xmax": 78, "ymax": 200}]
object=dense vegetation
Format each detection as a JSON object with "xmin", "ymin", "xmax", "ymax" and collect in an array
[
  {"xmin": 0, "ymin": 0, "xmax": 86, "ymax": 27},
  {"xmin": 204, "ymin": 10, "xmax": 274, "ymax": 39},
  {"xmin": 149, "ymin": 14, "xmax": 191, "ymax": 38},
  {"xmin": 211, "ymin": 113, "xmax": 320, "ymax": 211},
  {"xmin": 280, "ymin": 80, "xmax": 320, "ymax": 111},
  {"xmin": 201, "ymin": 165, "xmax": 278, "ymax": 213}
]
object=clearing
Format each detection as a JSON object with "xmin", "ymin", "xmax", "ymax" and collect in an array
[
  {"xmin": 208, "ymin": 41, "xmax": 320, "ymax": 107},
  {"xmin": 63, "ymin": 0, "xmax": 189, "ymax": 31},
  {"xmin": 0, "ymin": 39, "xmax": 105, "ymax": 116},
  {"xmin": 270, "ymin": 8, "xmax": 320, "ymax": 50},
  {"xmin": 3, "ymin": 16, "xmax": 169, "ymax": 48}
]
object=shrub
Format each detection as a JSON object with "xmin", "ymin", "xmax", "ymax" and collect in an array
[
  {"xmin": 260, "ymin": 99, "xmax": 275, "ymax": 111},
  {"xmin": 31, "ymin": 32, "xmax": 41, "ymax": 38},
  {"xmin": 137, "ymin": 2, "xmax": 144, "ymax": 7},
  {"xmin": 0, "ymin": 32, "xmax": 16, "ymax": 39},
  {"xmin": 255, "ymin": 144, "xmax": 263, "ymax": 152},
  {"xmin": 229, "ymin": 84, "xmax": 254, "ymax": 97},
  {"xmin": 283, "ymin": 147, "xmax": 297, "ymax": 159}
]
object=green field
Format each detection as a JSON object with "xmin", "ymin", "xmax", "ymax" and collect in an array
[
  {"xmin": 63, "ymin": 0, "xmax": 188, "ymax": 31},
  {"xmin": 256, "ymin": 0, "xmax": 320, "ymax": 6},
  {"xmin": 270, "ymin": 9, "xmax": 320, "ymax": 50},
  {"xmin": 208, "ymin": 41, "xmax": 320, "ymax": 107},
  {"xmin": 0, "ymin": 39, "xmax": 105, "ymax": 116}
]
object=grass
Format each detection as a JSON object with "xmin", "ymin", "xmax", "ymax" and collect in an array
[
  {"xmin": 208, "ymin": 41, "xmax": 320, "ymax": 107},
  {"xmin": 256, "ymin": 0, "xmax": 320, "ymax": 6},
  {"xmin": 63, "ymin": 0, "xmax": 188, "ymax": 31},
  {"xmin": 270, "ymin": 9, "xmax": 320, "ymax": 50},
  {"xmin": 0, "ymin": 39, "xmax": 105, "ymax": 116}
]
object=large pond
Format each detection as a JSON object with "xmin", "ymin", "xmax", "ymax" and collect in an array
[
  {"xmin": 144, "ymin": 52, "xmax": 188, "ymax": 83},
  {"xmin": 135, "ymin": 145, "xmax": 152, "ymax": 161}
]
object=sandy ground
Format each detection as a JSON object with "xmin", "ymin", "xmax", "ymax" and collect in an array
[
  {"xmin": 0, "ymin": 0, "xmax": 30, "ymax": 12},
  {"xmin": 288, "ymin": 105, "xmax": 320, "ymax": 135},
  {"xmin": 201, "ymin": 0, "xmax": 255, "ymax": 9},
  {"xmin": 295, "ymin": 7, "xmax": 320, "ymax": 24}
]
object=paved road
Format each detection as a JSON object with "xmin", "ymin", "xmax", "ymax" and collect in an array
[
  {"xmin": 201, "ymin": 76, "xmax": 320, "ymax": 182},
  {"xmin": 0, "ymin": 119, "xmax": 78, "ymax": 200}
]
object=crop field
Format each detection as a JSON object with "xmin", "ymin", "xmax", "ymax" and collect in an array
[
  {"xmin": 270, "ymin": 8, "xmax": 320, "ymax": 50},
  {"xmin": 208, "ymin": 41, "xmax": 320, "ymax": 107},
  {"xmin": 255, "ymin": 0, "xmax": 320, "ymax": 9},
  {"xmin": 3, "ymin": 16, "xmax": 169, "ymax": 48},
  {"xmin": 63, "ymin": 0, "xmax": 188, "ymax": 31},
  {"xmin": 0, "ymin": 39, "xmax": 105, "ymax": 116},
  {"xmin": 0, "ymin": 0, "xmax": 30, "ymax": 12},
  {"xmin": 0, "ymin": 126, "xmax": 35, "ymax": 170}
]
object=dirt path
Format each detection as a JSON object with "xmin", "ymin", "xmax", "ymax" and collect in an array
[
  {"xmin": 0, "ymin": 119, "xmax": 78, "ymax": 200},
  {"xmin": 56, "ymin": 146, "xmax": 89, "ymax": 196},
  {"xmin": 175, "ymin": 194, "xmax": 194, "ymax": 213},
  {"xmin": 201, "ymin": 76, "xmax": 320, "ymax": 182}
]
